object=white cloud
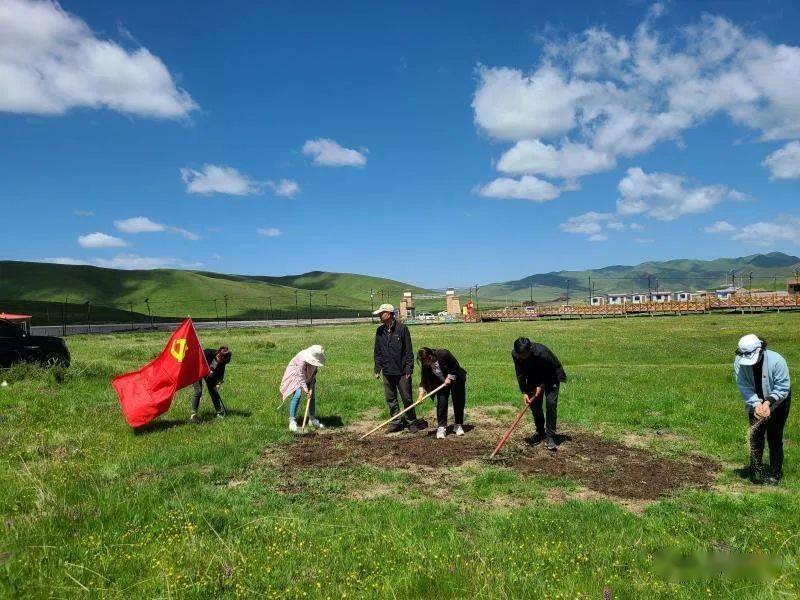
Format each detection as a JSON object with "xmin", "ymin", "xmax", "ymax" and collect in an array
[
  {"xmin": 473, "ymin": 12, "xmax": 800, "ymax": 187},
  {"xmin": 181, "ymin": 164, "xmax": 263, "ymax": 196},
  {"xmin": 45, "ymin": 254, "xmax": 200, "ymax": 269},
  {"xmin": 114, "ymin": 216, "xmax": 163, "ymax": 233},
  {"xmin": 560, "ymin": 211, "xmax": 623, "ymax": 240},
  {"xmin": 763, "ymin": 141, "xmax": 800, "ymax": 179},
  {"xmin": 473, "ymin": 66, "xmax": 591, "ymax": 141},
  {"xmin": 77, "ymin": 232, "xmax": 127, "ymax": 248},
  {"xmin": 302, "ymin": 138, "xmax": 367, "ymax": 167},
  {"xmin": 616, "ymin": 167, "xmax": 740, "ymax": 221},
  {"xmin": 496, "ymin": 139, "xmax": 616, "ymax": 179},
  {"xmin": 628, "ymin": 222, "xmax": 645, "ymax": 230},
  {"xmin": 476, "ymin": 175, "xmax": 560, "ymax": 202},
  {"xmin": 267, "ymin": 179, "xmax": 300, "ymax": 198},
  {"xmin": 0, "ymin": 0, "xmax": 196, "ymax": 118},
  {"xmin": 731, "ymin": 216, "xmax": 800, "ymax": 246},
  {"xmin": 44, "ymin": 256, "xmax": 87, "ymax": 265},
  {"xmin": 74, "ymin": 209, "xmax": 94, "ymax": 217},
  {"xmin": 704, "ymin": 220, "xmax": 736, "ymax": 234},
  {"xmin": 114, "ymin": 216, "xmax": 199, "ymax": 240},
  {"xmin": 257, "ymin": 227, "xmax": 281, "ymax": 237}
]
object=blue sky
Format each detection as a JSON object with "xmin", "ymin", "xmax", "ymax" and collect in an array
[{"xmin": 1, "ymin": 0, "xmax": 799, "ymax": 288}]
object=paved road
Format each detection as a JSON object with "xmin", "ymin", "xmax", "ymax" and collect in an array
[{"xmin": 31, "ymin": 317, "xmax": 375, "ymax": 336}]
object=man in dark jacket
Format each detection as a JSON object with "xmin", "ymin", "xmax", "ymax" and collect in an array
[
  {"xmin": 190, "ymin": 346, "xmax": 232, "ymax": 421},
  {"xmin": 372, "ymin": 304, "xmax": 420, "ymax": 433},
  {"xmin": 512, "ymin": 337, "xmax": 566, "ymax": 451}
]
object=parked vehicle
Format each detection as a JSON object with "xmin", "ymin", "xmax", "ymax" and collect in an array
[
  {"xmin": 416, "ymin": 312, "xmax": 436, "ymax": 322},
  {"xmin": 437, "ymin": 311, "xmax": 449, "ymax": 317},
  {"xmin": 0, "ymin": 318, "xmax": 70, "ymax": 368}
]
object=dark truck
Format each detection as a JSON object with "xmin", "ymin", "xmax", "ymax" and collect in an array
[{"xmin": 0, "ymin": 318, "xmax": 70, "ymax": 368}]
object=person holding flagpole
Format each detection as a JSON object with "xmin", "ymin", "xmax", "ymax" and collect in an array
[{"xmin": 190, "ymin": 346, "xmax": 232, "ymax": 422}]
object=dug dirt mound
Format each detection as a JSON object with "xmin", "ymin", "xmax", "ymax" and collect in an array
[{"xmin": 276, "ymin": 420, "xmax": 718, "ymax": 502}]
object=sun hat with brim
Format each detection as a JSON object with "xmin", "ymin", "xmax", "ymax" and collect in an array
[
  {"xmin": 737, "ymin": 334, "xmax": 763, "ymax": 366},
  {"xmin": 372, "ymin": 303, "xmax": 395, "ymax": 316},
  {"xmin": 299, "ymin": 345, "xmax": 326, "ymax": 367}
]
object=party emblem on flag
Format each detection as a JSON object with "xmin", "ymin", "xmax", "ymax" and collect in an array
[{"xmin": 112, "ymin": 318, "xmax": 209, "ymax": 428}]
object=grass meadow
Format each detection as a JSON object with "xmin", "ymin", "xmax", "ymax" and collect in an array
[{"xmin": 1, "ymin": 313, "xmax": 799, "ymax": 598}]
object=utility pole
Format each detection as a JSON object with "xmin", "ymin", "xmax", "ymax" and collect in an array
[
  {"xmin": 129, "ymin": 302, "xmax": 134, "ymax": 331},
  {"xmin": 530, "ymin": 283, "xmax": 533, "ymax": 304},
  {"xmin": 309, "ymin": 293, "xmax": 313, "ymax": 325},
  {"xmin": 145, "ymin": 298, "xmax": 153, "ymax": 329},
  {"xmin": 566, "ymin": 280, "xmax": 571, "ymax": 305},
  {"xmin": 62, "ymin": 296, "xmax": 68, "ymax": 337},
  {"xmin": 295, "ymin": 290, "xmax": 299, "ymax": 325},
  {"xmin": 268, "ymin": 297, "xmax": 272, "ymax": 321},
  {"xmin": 85, "ymin": 301, "xmax": 92, "ymax": 334},
  {"xmin": 475, "ymin": 285, "xmax": 480, "ymax": 314},
  {"xmin": 324, "ymin": 293, "xmax": 328, "ymax": 319},
  {"xmin": 370, "ymin": 289, "xmax": 375, "ymax": 322},
  {"xmin": 224, "ymin": 295, "xmax": 229, "ymax": 329},
  {"xmin": 588, "ymin": 276, "xmax": 592, "ymax": 304},
  {"xmin": 214, "ymin": 298, "xmax": 219, "ymax": 323}
]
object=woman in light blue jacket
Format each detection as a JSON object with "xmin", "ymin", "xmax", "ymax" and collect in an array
[{"xmin": 734, "ymin": 334, "xmax": 792, "ymax": 485}]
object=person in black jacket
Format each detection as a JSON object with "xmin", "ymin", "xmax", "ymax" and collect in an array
[
  {"xmin": 372, "ymin": 304, "xmax": 421, "ymax": 433},
  {"xmin": 417, "ymin": 347, "xmax": 468, "ymax": 439},
  {"xmin": 512, "ymin": 337, "xmax": 566, "ymax": 451},
  {"xmin": 190, "ymin": 346, "xmax": 232, "ymax": 421}
]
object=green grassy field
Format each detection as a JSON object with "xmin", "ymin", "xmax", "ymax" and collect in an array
[{"xmin": 1, "ymin": 314, "xmax": 798, "ymax": 598}]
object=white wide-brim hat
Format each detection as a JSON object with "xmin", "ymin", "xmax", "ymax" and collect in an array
[
  {"xmin": 372, "ymin": 303, "xmax": 395, "ymax": 316},
  {"xmin": 299, "ymin": 345, "xmax": 326, "ymax": 367},
  {"xmin": 737, "ymin": 334, "xmax": 763, "ymax": 366}
]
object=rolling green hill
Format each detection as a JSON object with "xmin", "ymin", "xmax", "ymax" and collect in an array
[
  {"xmin": 0, "ymin": 261, "xmax": 434, "ymax": 324},
  {"xmin": 478, "ymin": 252, "xmax": 800, "ymax": 304}
]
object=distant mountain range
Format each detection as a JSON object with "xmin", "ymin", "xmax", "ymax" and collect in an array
[
  {"xmin": 1, "ymin": 253, "xmax": 799, "ymax": 322},
  {"xmin": 477, "ymin": 252, "xmax": 800, "ymax": 303}
]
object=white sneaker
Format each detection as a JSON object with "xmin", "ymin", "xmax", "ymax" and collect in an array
[
  {"xmin": 455, "ymin": 424, "xmax": 465, "ymax": 436},
  {"xmin": 289, "ymin": 419, "xmax": 298, "ymax": 432},
  {"xmin": 310, "ymin": 418, "xmax": 325, "ymax": 429},
  {"xmin": 436, "ymin": 427, "xmax": 446, "ymax": 439}
]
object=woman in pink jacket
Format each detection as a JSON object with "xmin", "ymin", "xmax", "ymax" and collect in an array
[{"xmin": 280, "ymin": 345, "xmax": 326, "ymax": 432}]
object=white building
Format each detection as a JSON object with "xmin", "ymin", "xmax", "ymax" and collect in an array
[
  {"xmin": 675, "ymin": 291, "xmax": 693, "ymax": 301},
  {"xmin": 650, "ymin": 291, "xmax": 673, "ymax": 303},
  {"xmin": 630, "ymin": 293, "xmax": 647, "ymax": 304},
  {"xmin": 607, "ymin": 293, "xmax": 629, "ymax": 305},
  {"xmin": 715, "ymin": 286, "xmax": 741, "ymax": 300},
  {"xmin": 590, "ymin": 296, "xmax": 605, "ymax": 306}
]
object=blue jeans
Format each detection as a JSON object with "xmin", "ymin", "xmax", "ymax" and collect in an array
[{"xmin": 289, "ymin": 387, "xmax": 316, "ymax": 420}]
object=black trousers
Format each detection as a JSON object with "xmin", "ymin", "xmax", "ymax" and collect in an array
[
  {"xmin": 383, "ymin": 374, "xmax": 416, "ymax": 424},
  {"xmin": 191, "ymin": 379, "xmax": 223, "ymax": 413},
  {"xmin": 749, "ymin": 395, "xmax": 791, "ymax": 477},
  {"xmin": 529, "ymin": 384, "xmax": 559, "ymax": 437},
  {"xmin": 435, "ymin": 378, "xmax": 466, "ymax": 427}
]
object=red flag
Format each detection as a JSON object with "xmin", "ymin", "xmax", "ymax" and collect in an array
[{"xmin": 112, "ymin": 318, "xmax": 210, "ymax": 427}]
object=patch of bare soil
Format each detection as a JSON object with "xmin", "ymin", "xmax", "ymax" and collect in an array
[{"xmin": 265, "ymin": 407, "xmax": 718, "ymax": 503}]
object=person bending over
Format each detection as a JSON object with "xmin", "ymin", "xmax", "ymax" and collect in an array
[
  {"xmin": 511, "ymin": 337, "xmax": 567, "ymax": 451},
  {"xmin": 734, "ymin": 334, "xmax": 791, "ymax": 485},
  {"xmin": 281, "ymin": 345, "xmax": 327, "ymax": 432},
  {"xmin": 417, "ymin": 347, "xmax": 468, "ymax": 439},
  {"xmin": 190, "ymin": 346, "xmax": 232, "ymax": 421}
]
